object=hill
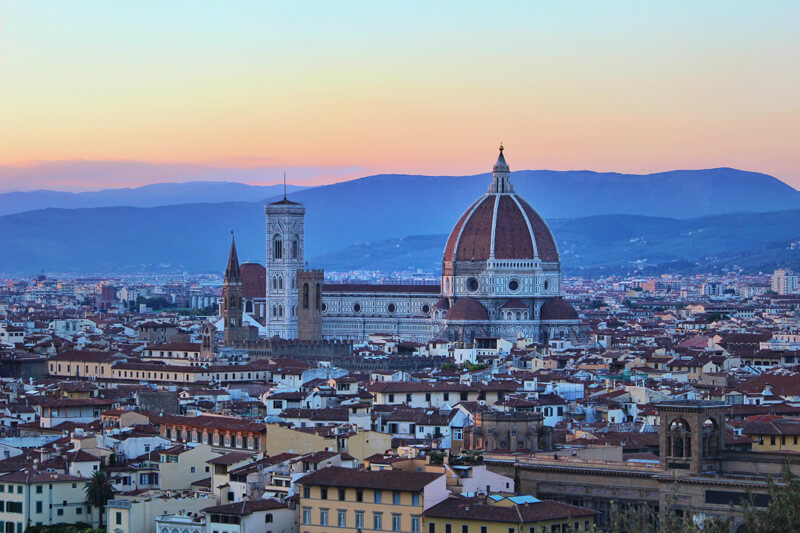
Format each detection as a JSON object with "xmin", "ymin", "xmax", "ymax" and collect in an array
[
  {"xmin": 1, "ymin": 203, "xmax": 798, "ymax": 275},
  {"xmin": 310, "ymin": 211, "xmax": 800, "ymax": 276},
  {"xmin": 0, "ymin": 182, "xmax": 305, "ymax": 215}
]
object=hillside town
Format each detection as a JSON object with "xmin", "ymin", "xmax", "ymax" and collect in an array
[{"xmin": 0, "ymin": 264, "xmax": 799, "ymax": 533}]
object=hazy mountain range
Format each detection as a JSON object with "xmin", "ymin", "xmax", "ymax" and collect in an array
[
  {"xmin": 0, "ymin": 167, "xmax": 798, "ymax": 275},
  {"xmin": 313, "ymin": 211, "xmax": 800, "ymax": 276},
  {"xmin": 0, "ymin": 182, "xmax": 305, "ymax": 216}
]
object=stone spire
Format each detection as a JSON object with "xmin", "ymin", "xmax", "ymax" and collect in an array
[
  {"xmin": 225, "ymin": 232, "xmax": 241, "ymax": 284},
  {"xmin": 488, "ymin": 143, "xmax": 514, "ymax": 193}
]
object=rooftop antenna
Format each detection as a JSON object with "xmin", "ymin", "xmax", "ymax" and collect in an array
[{"xmin": 283, "ymin": 172, "xmax": 287, "ymax": 200}]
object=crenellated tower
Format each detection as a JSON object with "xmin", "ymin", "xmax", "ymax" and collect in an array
[{"xmin": 296, "ymin": 269, "xmax": 324, "ymax": 341}]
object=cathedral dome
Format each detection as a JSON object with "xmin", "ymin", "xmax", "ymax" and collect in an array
[
  {"xmin": 442, "ymin": 147, "xmax": 559, "ymax": 264},
  {"xmin": 539, "ymin": 297, "xmax": 579, "ymax": 321},
  {"xmin": 446, "ymin": 297, "xmax": 489, "ymax": 321}
]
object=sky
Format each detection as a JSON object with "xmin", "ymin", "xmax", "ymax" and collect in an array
[{"xmin": 1, "ymin": 1, "xmax": 798, "ymax": 192}]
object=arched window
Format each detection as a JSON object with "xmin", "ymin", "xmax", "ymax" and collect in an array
[
  {"xmin": 303, "ymin": 283, "xmax": 310, "ymax": 308},
  {"xmin": 245, "ymin": 301, "xmax": 253, "ymax": 313},
  {"xmin": 316, "ymin": 283, "xmax": 322, "ymax": 310},
  {"xmin": 279, "ymin": 277, "xmax": 283, "ymax": 290},
  {"xmin": 292, "ymin": 236, "xmax": 299, "ymax": 259},
  {"xmin": 278, "ymin": 305, "xmax": 283, "ymax": 317},
  {"xmin": 273, "ymin": 234, "xmax": 282, "ymax": 259},
  {"xmin": 266, "ymin": 514, "xmax": 273, "ymax": 523}
]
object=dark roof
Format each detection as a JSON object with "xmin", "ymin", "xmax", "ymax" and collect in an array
[
  {"xmin": 203, "ymin": 499, "xmax": 286, "ymax": 515},
  {"xmin": 268, "ymin": 198, "xmax": 302, "ymax": 206},
  {"xmin": 207, "ymin": 452, "xmax": 256, "ymax": 465},
  {"xmin": 50, "ymin": 350, "xmax": 115, "ymax": 362},
  {"xmin": 154, "ymin": 414, "xmax": 265, "ymax": 433},
  {"xmin": 447, "ymin": 297, "xmax": 489, "ymax": 321},
  {"xmin": 0, "ymin": 470, "xmax": 86, "ymax": 483},
  {"xmin": 423, "ymin": 496, "xmax": 596, "ymax": 523},
  {"xmin": 298, "ymin": 466, "xmax": 441, "ymax": 491},
  {"xmin": 323, "ymin": 284, "xmax": 440, "ymax": 295}
]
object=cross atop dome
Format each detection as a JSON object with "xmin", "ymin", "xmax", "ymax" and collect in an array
[{"xmin": 489, "ymin": 143, "xmax": 514, "ymax": 193}]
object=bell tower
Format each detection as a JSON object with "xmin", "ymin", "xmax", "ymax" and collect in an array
[
  {"xmin": 222, "ymin": 234, "xmax": 248, "ymax": 345},
  {"xmin": 265, "ymin": 186, "xmax": 305, "ymax": 339}
]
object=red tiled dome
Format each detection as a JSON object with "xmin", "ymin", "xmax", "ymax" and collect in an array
[
  {"xmin": 540, "ymin": 298, "xmax": 578, "ymax": 321},
  {"xmin": 446, "ymin": 297, "xmax": 489, "ymax": 321},
  {"xmin": 443, "ymin": 194, "xmax": 558, "ymax": 264}
]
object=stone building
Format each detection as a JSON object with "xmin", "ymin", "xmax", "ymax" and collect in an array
[
  {"xmin": 463, "ymin": 411, "xmax": 553, "ymax": 452},
  {"xmin": 484, "ymin": 401, "xmax": 799, "ymax": 532},
  {"xmin": 224, "ymin": 146, "xmax": 587, "ymax": 344}
]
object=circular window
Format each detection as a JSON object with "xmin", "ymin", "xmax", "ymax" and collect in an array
[
  {"xmin": 422, "ymin": 304, "xmax": 430, "ymax": 314},
  {"xmin": 321, "ymin": 302, "xmax": 327, "ymax": 312},
  {"xmin": 466, "ymin": 277, "xmax": 480, "ymax": 292},
  {"xmin": 508, "ymin": 279, "xmax": 519, "ymax": 292},
  {"xmin": 387, "ymin": 303, "xmax": 396, "ymax": 314},
  {"xmin": 353, "ymin": 303, "xmax": 361, "ymax": 313},
  {"xmin": 543, "ymin": 280, "xmax": 550, "ymax": 292}
]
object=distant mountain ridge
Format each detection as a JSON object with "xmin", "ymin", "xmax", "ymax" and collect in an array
[
  {"xmin": 0, "ymin": 167, "xmax": 798, "ymax": 275},
  {"xmin": 309, "ymin": 210, "xmax": 800, "ymax": 276},
  {"xmin": 0, "ymin": 181, "xmax": 306, "ymax": 215}
]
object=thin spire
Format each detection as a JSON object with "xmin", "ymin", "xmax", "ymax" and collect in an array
[
  {"xmin": 283, "ymin": 172, "xmax": 287, "ymax": 200},
  {"xmin": 225, "ymin": 231, "xmax": 241, "ymax": 284}
]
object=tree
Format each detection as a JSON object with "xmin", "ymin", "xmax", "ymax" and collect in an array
[
  {"xmin": 743, "ymin": 460, "xmax": 800, "ymax": 533},
  {"xmin": 84, "ymin": 471, "xmax": 114, "ymax": 529}
]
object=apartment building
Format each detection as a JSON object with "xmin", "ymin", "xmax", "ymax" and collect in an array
[
  {"xmin": 0, "ymin": 470, "xmax": 94, "ymax": 532},
  {"xmin": 297, "ymin": 467, "xmax": 447, "ymax": 533}
]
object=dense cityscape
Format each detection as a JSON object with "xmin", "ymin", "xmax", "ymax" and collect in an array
[
  {"xmin": 1, "ymin": 150, "xmax": 800, "ymax": 533},
  {"xmin": 2, "ymin": 3, "xmax": 799, "ymax": 533}
]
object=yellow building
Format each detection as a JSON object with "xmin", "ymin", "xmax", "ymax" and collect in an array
[
  {"xmin": 265, "ymin": 424, "xmax": 392, "ymax": 461},
  {"xmin": 422, "ymin": 495, "xmax": 597, "ymax": 533},
  {"xmin": 48, "ymin": 350, "xmax": 118, "ymax": 379},
  {"xmin": 298, "ymin": 466, "xmax": 447, "ymax": 533},
  {"xmin": 742, "ymin": 418, "xmax": 800, "ymax": 452}
]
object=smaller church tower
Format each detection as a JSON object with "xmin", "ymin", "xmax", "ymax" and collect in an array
[
  {"xmin": 297, "ymin": 269, "xmax": 324, "ymax": 341},
  {"xmin": 222, "ymin": 234, "xmax": 248, "ymax": 345}
]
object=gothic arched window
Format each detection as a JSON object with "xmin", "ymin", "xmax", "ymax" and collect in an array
[
  {"xmin": 303, "ymin": 283, "xmax": 310, "ymax": 309},
  {"xmin": 292, "ymin": 236, "xmax": 299, "ymax": 259},
  {"xmin": 273, "ymin": 234, "xmax": 282, "ymax": 260}
]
